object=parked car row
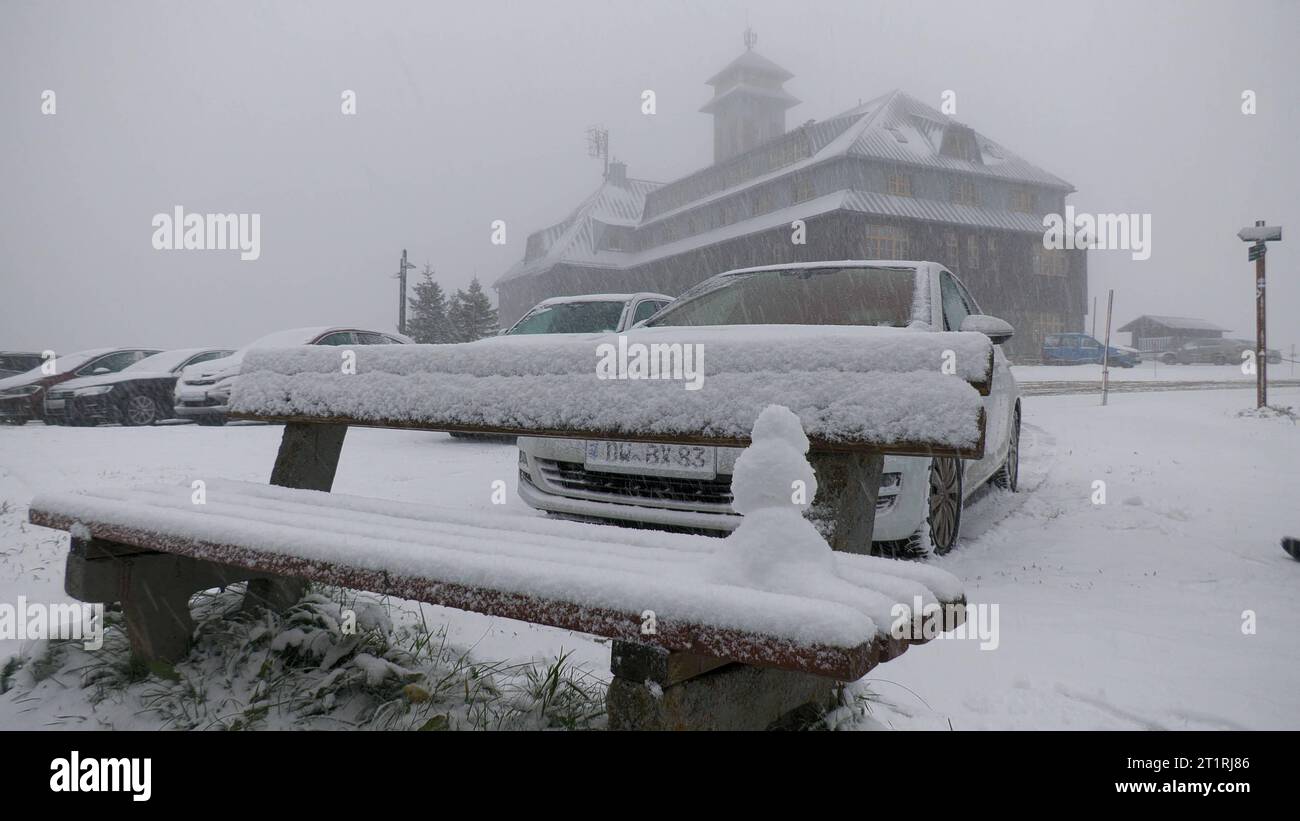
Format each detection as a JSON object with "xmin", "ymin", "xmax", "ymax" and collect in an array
[
  {"xmin": 1157, "ymin": 337, "xmax": 1282, "ymax": 366},
  {"xmin": 6, "ymin": 265, "xmax": 1019, "ymax": 557},
  {"xmin": 0, "ymin": 326, "xmax": 409, "ymax": 427},
  {"xmin": 1041, "ymin": 333, "xmax": 1140, "ymax": 367}
]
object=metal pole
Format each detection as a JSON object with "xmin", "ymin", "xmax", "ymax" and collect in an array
[
  {"xmin": 1091, "ymin": 295, "xmax": 1097, "ymax": 340},
  {"xmin": 1255, "ymin": 222, "xmax": 1267, "ymax": 409},
  {"xmin": 398, "ymin": 249, "xmax": 409, "ymax": 336},
  {"xmin": 1101, "ymin": 289, "xmax": 1114, "ymax": 406}
]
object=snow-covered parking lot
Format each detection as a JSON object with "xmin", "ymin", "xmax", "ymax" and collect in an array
[{"xmin": 1, "ymin": 386, "xmax": 1297, "ymax": 730}]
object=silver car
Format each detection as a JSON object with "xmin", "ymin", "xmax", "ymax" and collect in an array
[{"xmin": 516, "ymin": 261, "xmax": 1022, "ymax": 555}]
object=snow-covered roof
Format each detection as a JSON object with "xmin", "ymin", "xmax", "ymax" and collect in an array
[
  {"xmin": 497, "ymin": 90, "xmax": 1073, "ymax": 289},
  {"xmin": 1118, "ymin": 315, "xmax": 1228, "ymax": 333},
  {"xmin": 532, "ymin": 292, "xmax": 671, "ymax": 307}
]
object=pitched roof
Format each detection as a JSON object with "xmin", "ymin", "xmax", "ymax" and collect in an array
[
  {"xmin": 813, "ymin": 90, "xmax": 1074, "ymax": 190},
  {"xmin": 497, "ymin": 176, "xmax": 662, "ymax": 284},
  {"xmin": 1118, "ymin": 315, "xmax": 1228, "ymax": 333},
  {"xmin": 704, "ymin": 49, "xmax": 795, "ymax": 86},
  {"xmin": 498, "ymin": 90, "xmax": 1075, "ymax": 287}
]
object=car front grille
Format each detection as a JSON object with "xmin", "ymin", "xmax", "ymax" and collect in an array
[
  {"xmin": 532, "ymin": 458, "xmax": 901, "ymax": 515},
  {"xmin": 535, "ymin": 459, "xmax": 736, "ymax": 511}
]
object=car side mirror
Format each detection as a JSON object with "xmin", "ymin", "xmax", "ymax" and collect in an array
[
  {"xmin": 960, "ymin": 314, "xmax": 1014, "ymax": 344},
  {"xmin": 92, "ymin": 367, "xmax": 112, "ymax": 375}
]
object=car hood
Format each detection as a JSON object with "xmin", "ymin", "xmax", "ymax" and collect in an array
[{"xmin": 54, "ymin": 371, "xmax": 173, "ymax": 392}]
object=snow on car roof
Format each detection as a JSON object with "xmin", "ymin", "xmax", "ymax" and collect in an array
[
  {"xmin": 0, "ymin": 348, "xmax": 118, "ymax": 390},
  {"xmin": 718, "ymin": 259, "xmax": 929, "ymax": 277},
  {"xmin": 532, "ymin": 293, "xmax": 671, "ymax": 307}
]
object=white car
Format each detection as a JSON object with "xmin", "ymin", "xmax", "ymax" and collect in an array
[
  {"xmin": 515, "ymin": 261, "xmax": 1021, "ymax": 555},
  {"xmin": 502, "ymin": 292, "xmax": 673, "ymax": 336},
  {"xmin": 174, "ymin": 326, "xmax": 411, "ymax": 425}
]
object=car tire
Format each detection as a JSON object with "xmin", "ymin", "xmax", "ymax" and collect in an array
[
  {"xmin": 1213, "ymin": 354, "xmax": 1227, "ymax": 366},
  {"xmin": 1159, "ymin": 354, "xmax": 1177, "ymax": 365},
  {"xmin": 194, "ymin": 415, "xmax": 226, "ymax": 426},
  {"xmin": 927, "ymin": 456, "xmax": 964, "ymax": 555},
  {"xmin": 121, "ymin": 395, "xmax": 158, "ymax": 426},
  {"xmin": 992, "ymin": 406, "xmax": 1021, "ymax": 492}
]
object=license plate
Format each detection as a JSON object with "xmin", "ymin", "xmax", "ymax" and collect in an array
[
  {"xmin": 45, "ymin": 400, "xmax": 64, "ymax": 410},
  {"xmin": 584, "ymin": 440, "xmax": 716, "ymax": 478}
]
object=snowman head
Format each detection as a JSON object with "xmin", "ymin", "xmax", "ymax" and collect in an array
[{"xmin": 729, "ymin": 404, "xmax": 818, "ymax": 516}]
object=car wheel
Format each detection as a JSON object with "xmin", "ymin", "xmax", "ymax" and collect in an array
[
  {"xmin": 121, "ymin": 395, "xmax": 158, "ymax": 426},
  {"xmin": 194, "ymin": 415, "xmax": 226, "ymax": 426},
  {"xmin": 1159, "ymin": 354, "xmax": 1177, "ymax": 365},
  {"xmin": 992, "ymin": 406, "xmax": 1020, "ymax": 491},
  {"xmin": 927, "ymin": 456, "xmax": 964, "ymax": 555},
  {"xmin": 1213, "ymin": 354, "xmax": 1227, "ymax": 366}
]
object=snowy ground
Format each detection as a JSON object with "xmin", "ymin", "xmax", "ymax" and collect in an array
[
  {"xmin": 1013, "ymin": 361, "xmax": 1300, "ymax": 383},
  {"xmin": 1, "ymin": 386, "xmax": 1297, "ymax": 729}
]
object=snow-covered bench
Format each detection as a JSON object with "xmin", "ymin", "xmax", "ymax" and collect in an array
[{"xmin": 31, "ymin": 331, "xmax": 987, "ymax": 730}]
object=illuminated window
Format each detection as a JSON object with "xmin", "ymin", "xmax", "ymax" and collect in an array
[
  {"xmin": 1011, "ymin": 188, "xmax": 1037, "ymax": 213},
  {"xmin": 951, "ymin": 179, "xmax": 979, "ymax": 206},
  {"xmin": 887, "ymin": 174, "xmax": 913, "ymax": 197}
]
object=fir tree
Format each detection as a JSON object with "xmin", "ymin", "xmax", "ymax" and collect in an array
[
  {"xmin": 406, "ymin": 265, "xmax": 455, "ymax": 343},
  {"xmin": 448, "ymin": 277, "xmax": 499, "ymax": 342}
]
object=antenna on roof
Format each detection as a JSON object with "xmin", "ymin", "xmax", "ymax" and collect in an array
[
  {"xmin": 743, "ymin": 26, "xmax": 758, "ymax": 50},
  {"xmin": 586, "ymin": 125, "xmax": 610, "ymax": 178}
]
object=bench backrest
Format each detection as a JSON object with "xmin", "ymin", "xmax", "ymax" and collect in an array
[{"xmin": 228, "ymin": 326, "xmax": 994, "ymax": 458}]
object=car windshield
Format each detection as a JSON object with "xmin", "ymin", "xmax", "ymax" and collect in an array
[
  {"xmin": 647, "ymin": 266, "xmax": 918, "ymax": 327},
  {"xmin": 507, "ymin": 301, "xmax": 626, "ymax": 334}
]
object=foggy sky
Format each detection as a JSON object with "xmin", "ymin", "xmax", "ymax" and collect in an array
[{"xmin": 2, "ymin": 0, "xmax": 1297, "ymax": 355}]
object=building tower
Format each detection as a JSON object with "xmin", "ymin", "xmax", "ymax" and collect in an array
[{"xmin": 700, "ymin": 28, "xmax": 801, "ymax": 163}]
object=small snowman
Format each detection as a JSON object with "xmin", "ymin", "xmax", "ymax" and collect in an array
[{"xmin": 709, "ymin": 404, "xmax": 836, "ymax": 591}]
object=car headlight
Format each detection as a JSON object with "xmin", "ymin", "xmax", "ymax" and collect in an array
[
  {"xmin": 73, "ymin": 385, "xmax": 114, "ymax": 397},
  {"xmin": 0, "ymin": 385, "xmax": 42, "ymax": 397}
]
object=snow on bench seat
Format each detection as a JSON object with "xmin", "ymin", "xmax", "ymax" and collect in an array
[
  {"xmin": 29, "ymin": 478, "xmax": 965, "ymax": 680},
  {"xmin": 228, "ymin": 325, "xmax": 993, "ymax": 456}
]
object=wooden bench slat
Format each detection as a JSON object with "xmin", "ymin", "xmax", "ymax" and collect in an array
[{"xmin": 29, "ymin": 481, "xmax": 965, "ymax": 681}]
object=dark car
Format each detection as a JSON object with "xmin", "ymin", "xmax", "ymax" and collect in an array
[
  {"xmin": 44, "ymin": 348, "xmax": 234, "ymax": 426},
  {"xmin": 0, "ymin": 352, "xmax": 45, "ymax": 379},
  {"xmin": 1042, "ymin": 332, "xmax": 1139, "ymax": 367},
  {"xmin": 0, "ymin": 348, "xmax": 162, "ymax": 425},
  {"xmin": 1160, "ymin": 337, "xmax": 1281, "ymax": 366}
]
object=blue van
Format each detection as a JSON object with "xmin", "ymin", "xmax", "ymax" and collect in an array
[{"xmin": 1042, "ymin": 332, "xmax": 1139, "ymax": 367}]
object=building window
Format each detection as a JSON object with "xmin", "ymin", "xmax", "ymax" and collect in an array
[
  {"xmin": 1011, "ymin": 188, "xmax": 1037, "ymax": 213},
  {"xmin": 1034, "ymin": 248, "xmax": 1068, "ymax": 277},
  {"xmin": 966, "ymin": 235, "xmax": 980, "ymax": 269},
  {"xmin": 753, "ymin": 187, "xmax": 776, "ymax": 215},
  {"xmin": 792, "ymin": 177, "xmax": 815, "ymax": 203},
  {"xmin": 987, "ymin": 235, "xmax": 998, "ymax": 256},
  {"xmin": 864, "ymin": 225, "xmax": 909, "ymax": 259},
  {"xmin": 951, "ymin": 179, "xmax": 979, "ymax": 206},
  {"xmin": 887, "ymin": 173, "xmax": 913, "ymax": 197},
  {"xmin": 944, "ymin": 231, "xmax": 959, "ymax": 268}
]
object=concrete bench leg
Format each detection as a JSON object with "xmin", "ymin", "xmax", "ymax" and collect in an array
[
  {"xmin": 606, "ymin": 641, "xmax": 835, "ymax": 731},
  {"xmin": 65, "ymin": 535, "xmax": 304, "ymax": 664},
  {"xmin": 809, "ymin": 451, "xmax": 883, "ymax": 555}
]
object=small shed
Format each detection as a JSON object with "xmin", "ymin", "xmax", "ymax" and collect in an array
[{"xmin": 1118, "ymin": 315, "xmax": 1228, "ymax": 353}]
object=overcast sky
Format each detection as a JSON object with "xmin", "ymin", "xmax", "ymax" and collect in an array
[{"xmin": 2, "ymin": 0, "xmax": 1297, "ymax": 354}]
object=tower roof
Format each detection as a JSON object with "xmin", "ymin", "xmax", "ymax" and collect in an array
[{"xmin": 705, "ymin": 48, "xmax": 795, "ymax": 87}]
